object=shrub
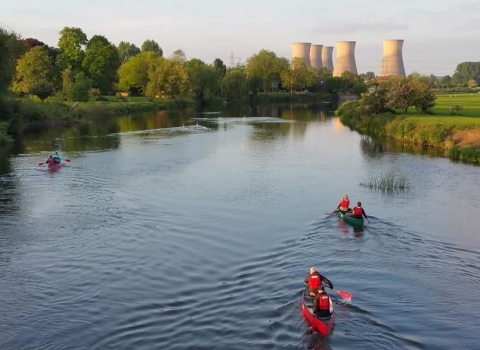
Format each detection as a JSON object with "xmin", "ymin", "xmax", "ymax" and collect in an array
[{"xmin": 449, "ymin": 105, "xmax": 463, "ymax": 116}]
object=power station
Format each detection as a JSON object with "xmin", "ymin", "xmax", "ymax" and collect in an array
[
  {"xmin": 291, "ymin": 42, "xmax": 311, "ymax": 68},
  {"xmin": 379, "ymin": 39, "xmax": 406, "ymax": 77},
  {"xmin": 333, "ymin": 41, "xmax": 357, "ymax": 76},
  {"xmin": 309, "ymin": 45, "xmax": 323, "ymax": 69},
  {"xmin": 289, "ymin": 40, "xmax": 406, "ymax": 77},
  {"xmin": 321, "ymin": 46, "xmax": 334, "ymax": 72}
]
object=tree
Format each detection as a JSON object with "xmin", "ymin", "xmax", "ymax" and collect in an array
[
  {"xmin": 117, "ymin": 51, "xmax": 159, "ymax": 95},
  {"xmin": 141, "ymin": 39, "xmax": 163, "ymax": 56},
  {"xmin": 28, "ymin": 80, "xmax": 55, "ymax": 100},
  {"xmin": 145, "ymin": 57, "xmax": 189, "ymax": 98},
  {"xmin": 221, "ymin": 69, "xmax": 248, "ymax": 99},
  {"xmin": 12, "ymin": 46, "xmax": 58, "ymax": 95},
  {"xmin": 451, "ymin": 62, "xmax": 480, "ymax": 86},
  {"xmin": 82, "ymin": 35, "xmax": 120, "ymax": 94},
  {"xmin": 65, "ymin": 72, "xmax": 92, "ymax": 102},
  {"xmin": 245, "ymin": 49, "xmax": 286, "ymax": 93},
  {"xmin": 213, "ymin": 58, "xmax": 226, "ymax": 77},
  {"xmin": 440, "ymin": 75, "xmax": 451, "ymax": 87},
  {"xmin": 185, "ymin": 59, "xmax": 220, "ymax": 103},
  {"xmin": 170, "ymin": 49, "xmax": 186, "ymax": 64},
  {"xmin": 468, "ymin": 79, "xmax": 478, "ymax": 88},
  {"xmin": 385, "ymin": 77, "xmax": 414, "ymax": 113},
  {"xmin": 0, "ymin": 27, "xmax": 24, "ymax": 93},
  {"xmin": 364, "ymin": 71, "xmax": 375, "ymax": 79},
  {"xmin": 281, "ymin": 57, "xmax": 309, "ymax": 94},
  {"xmin": 57, "ymin": 27, "xmax": 88, "ymax": 71},
  {"xmin": 360, "ymin": 83, "xmax": 390, "ymax": 115},
  {"xmin": 22, "ymin": 38, "xmax": 46, "ymax": 51},
  {"xmin": 409, "ymin": 76, "xmax": 436, "ymax": 114},
  {"xmin": 325, "ymin": 77, "xmax": 344, "ymax": 94},
  {"xmin": 118, "ymin": 41, "xmax": 140, "ymax": 63}
]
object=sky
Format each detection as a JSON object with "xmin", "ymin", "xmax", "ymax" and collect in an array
[{"xmin": 1, "ymin": 0, "xmax": 479, "ymax": 76}]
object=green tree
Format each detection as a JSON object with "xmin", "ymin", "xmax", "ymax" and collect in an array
[
  {"xmin": 82, "ymin": 35, "xmax": 120, "ymax": 94},
  {"xmin": 117, "ymin": 51, "xmax": 159, "ymax": 95},
  {"xmin": 364, "ymin": 71, "xmax": 375, "ymax": 79},
  {"xmin": 141, "ymin": 39, "xmax": 163, "ymax": 56},
  {"xmin": 385, "ymin": 77, "xmax": 414, "ymax": 113},
  {"xmin": 325, "ymin": 77, "xmax": 344, "ymax": 94},
  {"xmin": 185, "ymin": 59, "xmax": 220, "ymax": 103},
  {"xmin": 171, "ymin": 49, "xmax": 186, "ymax": 64},
  {"xmin": 12, "ymin": 46, "xmax": 57, "ymax": 94},
  {"xmin": 65, "ymin": 72, "xmax": 92, "ymax": 102},
  {"xmin": 451, "ymin": 62, "xmax": 480, "ymax": 86},
  {"xmin": 221, "ymin": 69, "xmax": 248, "ymax": 99},
  {"xmin": 0, "ymin": 27, "xmax": 24, "ymax": 93},
  {"xmin": 409, "ymin": 76, "xmax": 436, "ymax": 114},
  {"xmin": 281, "ymin": 57, "xmax": 309, "ymax": 94},
  {"xmin": 245, "ymin": 49, "xmax": 286, "ymax": 93},
  {"xmin": 213, "ymin": 58, "xmax": 226, "ymax": 77},
  {"xmin": 146, "ymin": 57, "xmax": 189, "ymax": 98},
  {"xmin": 317, "ymin": 67, "xmax": 332, "ymax": 83},
  {"xmin": 28, "ymin": 80, "xmax": 55, "ymax": 100},
  {"xmin": 118, "ymin": 41, "xmax": 140, "ymax": 63},
  {"xmin": 360, "ymin": 83, "xmax": 389, "ymax": 115},
  {"xmin": 57, "ymin": 27, "xmax": 88, "ymax": 71}
]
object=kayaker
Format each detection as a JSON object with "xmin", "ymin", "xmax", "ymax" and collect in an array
[
  {"xmin": 313, "ymin": 287, "xmax": 332, "ymax": 317},
  {"xmin": 53, "ymin": 152, "xmax": 61, "ymax": 164},
  {"xmin": 305, "ymin": 267, "xmax": 334, "ymax": 297},
  {"xmin": 336, "ymin": 194, "xmax": 351, "ymax": 213},
  {"xmin": 351, "ymin": 202, "xmax": 368, "ymax": 220},
  {"xmin": 46, "ymin": 155, "xmax": 55, "ymax": 165}
]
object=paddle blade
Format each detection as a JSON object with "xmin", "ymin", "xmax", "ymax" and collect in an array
[
  {"xmin": 64, "ymin": 159, "xmax": 70, "ymax": 162},
  {"xmin": 335, "ymin": 289, "xmax": 353, "ymax": 300},
  {"xmin": 38, "ymin": 162, "xmax": 45, "ymax": 166}
]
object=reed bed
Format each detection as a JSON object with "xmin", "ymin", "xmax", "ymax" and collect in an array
[{"xmin": 360, "ymin": 170, "xmax": 411, "ymax": 192}]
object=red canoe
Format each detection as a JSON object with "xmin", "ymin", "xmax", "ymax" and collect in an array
[
  {"xmin": 48, "ymin": 163, "xmax": 62, "ymax": 172},
  {"xmin": 300, "ymin": 288, "xmax": 335, "ymax": 336}
]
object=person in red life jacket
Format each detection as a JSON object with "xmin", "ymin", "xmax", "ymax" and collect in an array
[
  {"xmin": 350, "ymin": 202, "xmax": 368, "ymax": 220},
  {"xmin": 313, "ymin": 287, "xmax": 332, "ymax": 317},
  {"xmin": 336, "ymin": 194, "xmax": 351, "ymax": 213},
  {"xmin": 46, "ymin": 155, "xmax": 55, "ymax": 166},
  {"xmin": 304, "ymin": 267, "xmax": 333, "ymax": 297}
]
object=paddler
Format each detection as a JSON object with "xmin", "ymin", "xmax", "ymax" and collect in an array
[
  {"xmin": 305, "ymin": 267, "xmax": 333, "ymax": 297},
  {"xmin": 313, "ymin": 287, "xmax": 332, "ymax": 316},
  {"xmin": 336, "ymin": 194, "xmax": 351, "ymax": 213}
]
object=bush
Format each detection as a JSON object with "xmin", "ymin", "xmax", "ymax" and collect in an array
[{"xmin": 449, "ymin": 105, "xmax": 463, "ymax": 116}]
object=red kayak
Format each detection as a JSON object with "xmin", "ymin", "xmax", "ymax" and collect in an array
[
  {"xmin": 300, "ymin": 288, "xmax": 335, "ymax": 336},
  {"xmin": 47, "ymin": 163, "xmax": 62, "ymax": 172}
]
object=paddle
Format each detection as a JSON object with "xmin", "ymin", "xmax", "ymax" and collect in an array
[
  {"xmin": 328, "ymin": 209, "xmax": 338, "ymax": 216},
  {"xmin": 324, "ymin": 285, "xmax": 352, "ymax": 299},
  {"xmin": 38, "ymin": 158, "xmax": 70, "ymax": 166}
]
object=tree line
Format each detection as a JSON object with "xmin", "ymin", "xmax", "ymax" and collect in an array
[{"xmin": 1, "ymin": 26, "xmax": 375, "ymax": 106}]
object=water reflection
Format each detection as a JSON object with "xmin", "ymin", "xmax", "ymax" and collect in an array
[{"xmin": 360, "ymin": 135, "xmax": 444, "ymax": 159}]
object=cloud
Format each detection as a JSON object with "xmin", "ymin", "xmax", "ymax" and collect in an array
[{"xmin": 312, "ymin": 21, "xmax": 408, "ymax": 35}]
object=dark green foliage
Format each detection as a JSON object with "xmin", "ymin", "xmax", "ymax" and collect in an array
[
  {"xmin": 0, "ymin": 27, "xmax": 24, "ymax": 93},
  {"xmin": 82, "ymin": 35, "xmax": 120, "ymax": 94},
  {"xmin": 141, "ymin": 39, "xmax": 163, "ymax": 56},
  {"xmin": 66, "ymin": 72, "xmax": 92, "ymax": 102},
  {"xmin": 451, "ymin": 62, "xmax": 480, "ymax": 86},
  {"xmin": 28, "ymin": 80, "xmax": 55, "ymax": 100}
]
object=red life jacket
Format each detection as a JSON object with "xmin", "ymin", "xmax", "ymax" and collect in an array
[
  {"xmin": 353, "ymin": 206, "xmax": 363, "ymax": 215},
  {"xmin": 340, "ymin": 199, "xmax": 350, "ymax": 208},
  {"xmin": 317, "ymin": 293, "xmax": 330, "ymax": 310},
  {"xmin": 308, "ymin": 273, "xmax": 320, "ymax": 290},
  {"xmin": 47, "ymin": 158, "xmax": 54, "ymax": 165}
]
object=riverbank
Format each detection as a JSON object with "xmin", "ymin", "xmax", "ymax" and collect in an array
[
  {"xmin": 0, "ymin": 92, "xmax": 333, "ymax": 144},
  {"xmin": 0, "ymin": 96, "xmax": 197, "ymax": 144},
  {"xmin": 337, "ymin": 94, "xmax": 480, "ymax": 164}
]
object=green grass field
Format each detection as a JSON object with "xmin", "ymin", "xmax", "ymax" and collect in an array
[{"xmin": 402, "ymin": 93, "xmax": 480, "ymax": 117}]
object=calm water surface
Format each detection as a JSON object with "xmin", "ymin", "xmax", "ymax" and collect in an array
[{"xmin": 1, "ymin": 105, "xmax": 479, "ymax": 350}]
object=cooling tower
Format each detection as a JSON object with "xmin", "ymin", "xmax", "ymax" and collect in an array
[
  {"xmin": 310, "ymin": 45, "xmax": 323, "ymax": 69},
  {"xmin": 379, "ymin": 39, "xmax": 406, "ymax": 77},
  {"xmin": 292, "ymin": 42, "xmax": 311, "ymax": 68},
  {"xmin": 333, "ymin": 41, "xmax": 357, "ymax": 76},
  {"xmin": 321, "ymin": 46, "xmax": 334, "ymax": 72}
]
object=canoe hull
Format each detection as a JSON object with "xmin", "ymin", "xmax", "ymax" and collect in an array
[
  {"xmin": 300, "ymin": 289, "xmax": 335, "ymax": 336},
  {"xmin": 337, "ymin": 211, "xmax": 364, "ymax": 227},
  {"xmin": 47, "ymin": 163, "xmax": 62, "ymax": 172}
]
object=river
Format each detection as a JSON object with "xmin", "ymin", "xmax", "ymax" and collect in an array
[{"xmin": 1, "ymin": 104, "xmax": 479, "ymax": 350}]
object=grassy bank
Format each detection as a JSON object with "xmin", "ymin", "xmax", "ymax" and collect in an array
[
  {"xmin": 337, "ymin": 94, "xmax": 480, "ymax": 164},
  {"xmin": 0, "ymin": 96, "xmax": 196, "ymax": 143},
  {"xmin": 251, "ymin": 92, "xmax": 332, "ymax": 104}
]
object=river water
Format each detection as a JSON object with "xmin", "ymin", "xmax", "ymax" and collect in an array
[{"xmin": 1, "ymin": 104, "xmax": 479, "ymax": 350}]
